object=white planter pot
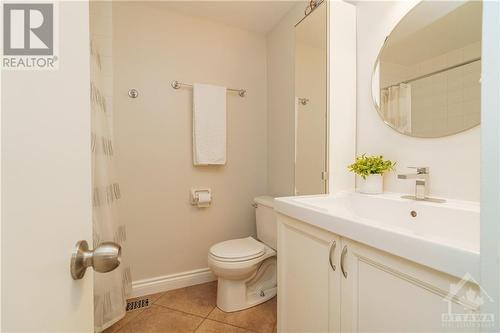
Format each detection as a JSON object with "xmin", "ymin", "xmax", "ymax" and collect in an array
[{"xmin": 358, "ymin": 174, "xmax": 383, "ymax": 194}]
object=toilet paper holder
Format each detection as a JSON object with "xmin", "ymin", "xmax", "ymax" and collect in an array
[{"xmin": 190, "ymin": 188, "xmax": 212, "ymax": 206}]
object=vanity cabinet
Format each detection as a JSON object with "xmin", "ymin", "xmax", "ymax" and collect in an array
[
  {"xmin": 277, "ymin": 213, "xmax": 480, "ymax": 333},
  {"xmin": 277, "ymin": 215, "xmax": 341, "ymax": 333}
]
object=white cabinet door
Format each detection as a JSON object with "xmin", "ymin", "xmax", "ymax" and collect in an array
[
  {"xmin": 1, "ymin": 2, "xmax": 94, "ymax": 331},
  {"xmin": 340, "ymin": 238, "xmax": 480, "ymax": 333},
  {"xmin": 277, "ymin": 214, "xmax": 341, "ymax": 333}
]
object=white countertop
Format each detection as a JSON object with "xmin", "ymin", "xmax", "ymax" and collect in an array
[{"xmin": 274, "ymin": 191, "xmax": 480, "ymax": 280}]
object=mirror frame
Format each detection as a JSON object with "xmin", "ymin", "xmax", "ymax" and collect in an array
[{"xmin": 370, "ymin": 0, "xmax": 481, "ymax": 138}]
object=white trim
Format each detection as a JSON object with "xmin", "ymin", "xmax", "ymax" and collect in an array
[
  {"xmin": 130, "ymin": 268, "xmax": 216, "ymax": 298},
  {"xmin": 480, "ymin": 1, "xmax": 500, "ymax": 331},
  {"xmin": 328, "ymin": 0, "xmax": 357, "ymax": 194}
]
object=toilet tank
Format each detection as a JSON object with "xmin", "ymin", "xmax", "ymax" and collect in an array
[{"xmin": 254, "ymin": 196, "xmax": 277, "ymax": 250}]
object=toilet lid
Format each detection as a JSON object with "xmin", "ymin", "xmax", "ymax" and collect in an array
[{"xmin": 209, "ymin": 237, "xmax": 265, "ymax": 261}]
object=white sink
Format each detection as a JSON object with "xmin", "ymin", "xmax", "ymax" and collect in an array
[{"xmin": 274, "ymin": 191, "xmax": 480, "ymax": 279}]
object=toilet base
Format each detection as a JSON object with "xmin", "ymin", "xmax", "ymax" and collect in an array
[{"xmin": 216, "ymin": 257, "xmax": 277, "ymax": 312}]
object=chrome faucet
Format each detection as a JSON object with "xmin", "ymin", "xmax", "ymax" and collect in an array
[
  {"xmin": 398, "ymin": 167, "xmax": 429, "ymax": 200},
  {"xmin": 398, "ymin": 167, "xmax": 445, "ymax": 203}
]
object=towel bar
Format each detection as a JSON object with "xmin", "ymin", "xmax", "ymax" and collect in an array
[{"xmin": 171, "ymin": 80, "xmax": 246, "ymax": 97}]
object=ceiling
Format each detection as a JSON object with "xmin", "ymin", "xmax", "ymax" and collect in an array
[{"xmin": 138, "ymin": 1, "xmax": 300, "ymax": 34}]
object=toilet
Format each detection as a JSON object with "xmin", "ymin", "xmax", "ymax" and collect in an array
[{"xmin": 208, "ymin": 196, "xmax": 277, "ymax": 312}]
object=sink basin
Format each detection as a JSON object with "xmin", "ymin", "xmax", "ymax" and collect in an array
[{"xmin": 274, "ymin": 191, "xmax": 480, "ymax": 279}]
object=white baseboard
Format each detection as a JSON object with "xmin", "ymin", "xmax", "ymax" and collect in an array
[{"xmin": 130, "ymin": 268, "xmax": 216, "ymax": 298}]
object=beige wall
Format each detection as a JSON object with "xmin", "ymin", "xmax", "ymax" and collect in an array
[
  {"xmin": 266, "ymin": 2, "xmax": 306, "ymax": 197},
  {"xmin": 113, "ymin": 2, "xmax": 268, "ymax": 281},
  {"xmin": 357, "ymin": 0, "xmax": 480, "ymax": 201}
]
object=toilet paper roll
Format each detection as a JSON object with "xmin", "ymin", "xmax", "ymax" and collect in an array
[{"xmin": 197, "ymin": 191, "xmax": 211, "ymax": 208}]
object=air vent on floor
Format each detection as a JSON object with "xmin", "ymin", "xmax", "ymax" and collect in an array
[{"xmin": 126, "ymin": 297, "xmax": 151, "ymax": 312}]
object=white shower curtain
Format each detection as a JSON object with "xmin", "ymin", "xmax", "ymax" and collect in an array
[
  {"xmin": 381, "ymin": 83, "xmax": 412, "ymax": 134},
  {"xmin": 90, "ymin": 39, "xmax": 132, "ymax": 332}
]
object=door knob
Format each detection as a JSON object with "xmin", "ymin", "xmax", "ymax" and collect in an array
[{"xmin": 71, "ymin": 240, "xmax": 121, "ymax": 280}]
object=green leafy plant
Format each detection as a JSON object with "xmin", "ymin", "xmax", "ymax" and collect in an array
[{"xmin": 348, "ymin": 154, "xmax": 396, "ymax": 179}]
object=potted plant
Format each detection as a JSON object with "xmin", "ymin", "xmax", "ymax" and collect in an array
[{"xmin": 348, "ymin": 154, "xmax": 396, "ymax": 194}]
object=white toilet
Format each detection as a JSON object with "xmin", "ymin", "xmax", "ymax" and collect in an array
[{"xmin": 208, "ymin": 196, "xmax": 277, "ymax": 312}]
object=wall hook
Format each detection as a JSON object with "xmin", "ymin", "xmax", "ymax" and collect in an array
[{"xmin": 128, "ymin": 89, "xmax": 139, "ymax": 98}]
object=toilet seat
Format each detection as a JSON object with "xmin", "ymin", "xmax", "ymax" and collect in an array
[{"xmin": 209, "ymin": 237, "xmax": 265, "ymax": 262}]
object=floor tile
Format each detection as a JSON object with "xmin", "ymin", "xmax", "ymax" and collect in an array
[
  {"xmin": 155, "ymin": 281, "xmax": 217, "ymax": 317},
  {"xmin": 195, "ymin": 319, "xmax": 255, "ymax": 333},
  {"xmin": 208, "ymin": 297, "xmax": 277, "ymax": 333},
  {"xmin": 143, "ymin": 292, "xmax": 165, "ymax": 304},
  {"xmin": 102, "ymin": 308, "xmax": 145, "ymax": 333},
  {"xmin": 118, "ymin": 305, "xmax": 203, "ymax": 333}
]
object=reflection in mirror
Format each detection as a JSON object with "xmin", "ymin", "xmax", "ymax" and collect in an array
[
  {"xmin": 372, "ymin": 0, "xmax": 482, "ymax": 138},
  {"xmin": 294, "ymin": 2, "xmax": 327, "ymax": 195}
]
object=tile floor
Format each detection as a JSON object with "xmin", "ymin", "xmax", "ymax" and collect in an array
[{"xmin": 103, "ymin": 281, "xmax": 277, "ymax": 333}]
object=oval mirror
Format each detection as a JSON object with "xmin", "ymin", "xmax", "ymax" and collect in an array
[{"xmin": 371, "ymin": 0, "xmax": 482, "ymax": 138}]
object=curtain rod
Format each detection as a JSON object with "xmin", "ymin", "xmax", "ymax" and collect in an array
[{"xmin": 382, "ymin": 57, "xmax": 481, "ymax": 90}]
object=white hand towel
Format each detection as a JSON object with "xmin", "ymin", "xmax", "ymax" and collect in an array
[{"xmin": 193, "ymin": 83, "xmax": 227, "ymax": 165}]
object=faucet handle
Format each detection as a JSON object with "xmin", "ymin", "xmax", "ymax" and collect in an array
[{"xmin": 408, "ymin": 166, "xmax": 429, "ymax": 174}]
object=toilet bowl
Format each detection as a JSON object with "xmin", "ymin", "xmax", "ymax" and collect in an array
[{"xmin": 208, "ymin": 196, "xmax": 277, "ymax": 312}]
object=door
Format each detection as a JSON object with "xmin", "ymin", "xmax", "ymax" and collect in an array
[
  {"xmin": 1, "ymin": 1, "xmax": 94, "ymax": 331},
  {"xmin": 340, "ymin": 238, "xmax": 480, "ymax": 333},
  {"xmin": 277, "ymin": 214, "xmax": 341, "ymax": 333}
]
